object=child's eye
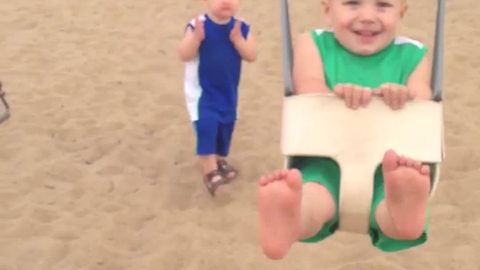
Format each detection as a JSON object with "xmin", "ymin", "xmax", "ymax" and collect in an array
[
  {"xmin": 377, "ymin": 1, "xmax": 393, "ymax": 8},
  {"xmin": 343, "ymin": 0, "xmax": 360, "ymax": 6}
]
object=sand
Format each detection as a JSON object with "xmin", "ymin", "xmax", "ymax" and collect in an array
[{"xmin": 0, "ymin": 0, "xmax": 479, "ymax": 269}]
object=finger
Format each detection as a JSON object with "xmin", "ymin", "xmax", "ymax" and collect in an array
[
  {"xmin": 351, "ymin": 85, "xmax": 362, "ymax": 109},
  {"xmin": 334, "ymin": 84, "xmax": 344, "ymax": 98},
  {"xmin": 193, "ymin": 18, "xmax": 202, "ymax": 35},
  {"xmin": 408, "ymin": 87, "xmax": 416, "ymax": 100},
  {"xmin": 344, "ymin": 84, "xmax": 354, "ymax": 108},
  {"xmin": 361, "ymin": 88, "xmax": 372, "ymax": 107},
  {"xmin": 388, "ymin": 84, "xmax": 400, "ymax": 108},
  {"xmin": 390, "ymin": 85, "xmax": 401, "ymax": 110},
  {"xmin": 382, "ymin": 83, "xmax": 393, "ymax": 107},
  {"xmin": 194, "ymin": 16, "xmax": 201, "ymax": 28},
  {"xmin": 398, "ymin": 86, "xmax": 409, "ymax": 109},
  {"xmin": 392, "ymin": 84, "xmax": 408, "ymax": 110},
  {"xmin": 230, "ymin": 20, "xmax": 241, "ymax": 36},
  {"xmin": 197, "ymin": 16, "xmax": 205, "ymax": 27}
]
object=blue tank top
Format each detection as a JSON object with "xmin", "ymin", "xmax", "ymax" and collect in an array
[{"xmin": 183, "ymin": 14, "xmax": 250, "ymax": 123}]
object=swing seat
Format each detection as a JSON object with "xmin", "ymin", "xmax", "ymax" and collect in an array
[
  {"xmin": 0, "ymin": 81, "xmax": 10, "ymax": 124},
  {"xmin": 281, "ymin": 93, "xmax": 444, "ymax": 234}
]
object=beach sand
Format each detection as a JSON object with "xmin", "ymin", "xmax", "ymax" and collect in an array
[{"xmin": 0, "ymin": 0, "xmax": 479, "ymax": 269}]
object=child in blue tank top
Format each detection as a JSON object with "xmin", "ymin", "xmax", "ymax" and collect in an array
[{"xmin": 178, "ymin": 0, "xmax": 257, "ymax": 196}]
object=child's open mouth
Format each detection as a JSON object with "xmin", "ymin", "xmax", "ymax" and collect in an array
[
  {"xmin": 353, "ymin": 30, "xmax": 380, "ymax": 37},
  {"xmin": 353, "ymin": 30, "xmax": 380, "ymax": 43}
]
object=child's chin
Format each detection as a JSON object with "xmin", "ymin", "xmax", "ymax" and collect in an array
[
  {"xmin": 351, "ymin": 44, "xmax": 385, "ymax": 56},
  {"xmin": 216, "ymin": 10, "xmax": 235, "ymax": 18},
  {"xmin": 355, "ymin": 48, "xmax": 379, "ymax": 56}
]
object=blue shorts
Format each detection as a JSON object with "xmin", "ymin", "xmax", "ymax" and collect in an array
[{"xmin": 194, "ymin": 118, "xmax": 235, "ymax": 156}]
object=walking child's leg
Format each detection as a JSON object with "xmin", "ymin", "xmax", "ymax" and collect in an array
[
  {"xmin": 216, "ymin": 121, "xmax": 238, "ymax": 179},
  {"xmin": 194, "ymin": 118, "xmax": 230, "ymax": 195},
  {"xmin": 199, "ymin": 155, "xmax": 218, "ymax": 175}
]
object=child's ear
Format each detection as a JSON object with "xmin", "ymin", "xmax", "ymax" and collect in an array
[
  {"xmin": 400, "ymin": 3, "xmax": 408, "ymax": 18},
  {"xmin": 321, "ymin": 0, "xmax": 330, "ymax": 14},
  {"xmin": 321, "ymin": 0, "xmax": 332, "ymax": 26}
]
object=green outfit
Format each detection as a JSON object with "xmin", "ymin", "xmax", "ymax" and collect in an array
[{"xmin": 291, "ymin": 30, "xmax": 429, "ymax": 252}]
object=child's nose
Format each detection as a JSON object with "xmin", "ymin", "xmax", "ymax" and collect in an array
[{"xmin": 357, "ymin": 6, "xmax": 377, "ymax": 23}]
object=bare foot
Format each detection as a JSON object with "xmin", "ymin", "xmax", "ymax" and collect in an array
[
  {"xmin": 382, "ymin": 150, "xmax": 430, "ymax": 239},
  {"xmin": 258, "ymin": 169, "xmax": 302, "ymax": 260}
]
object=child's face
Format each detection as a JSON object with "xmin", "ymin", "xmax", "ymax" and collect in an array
[
  {"xmin": 204, "ymin": 0, "xmax": 240, "ymax": 22},
  {"xmin": 323, "ymin": 0, "xmax": 407, "ymax": 55}
]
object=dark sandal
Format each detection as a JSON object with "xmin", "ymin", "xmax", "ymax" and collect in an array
[
  {"xmin": 203, "ymin": 170, "xmax": 228, "ymax": 197},
  {"xmin": 217, "ymin": 160, "xmax": 238, "ymax": 181}
]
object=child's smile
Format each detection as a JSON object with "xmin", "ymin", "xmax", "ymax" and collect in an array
[{"xmin": 352, "ymin": 29, "xmax": 381, "ymax": 44}]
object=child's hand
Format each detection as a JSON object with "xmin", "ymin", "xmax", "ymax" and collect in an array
[
  {"xmin": 193, "ymin": 16, "xmax": 205, "ymax": 42},
  {"xmin": 375, "ymin": 83, "xmax": 415, "ymax": 110},
  {"xmin": 230, "ymin": 20, "xmax": 244, "ymax": 44},
  {"xmin": 334, "ymin": 84, "xmax": 373, "ymax": 110}
]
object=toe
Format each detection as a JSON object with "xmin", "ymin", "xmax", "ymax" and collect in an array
[
  {"xmin": 383, "ymin": 150, "xmax": 399, "ymax": 171},
  {"xmin": 420, "ymin": 165, "xmax": 430, "ymax": 176},
  {"xmin": 398, "ymin": 155, "xmax": 408, "ymax": 166},
  {"xmin": 273, "ymin": 171, "xmax": 282, "ymax": 181},
  {"xmin": 413, "ymin": 161, "xmax": 422, "ymax": 171},
  {"xmin": 406, "ymin": 159, "xmax": 415, "ymax": 168},
  {"xmin": 259, "ymin": 176, "xmax": 269, "ymax": 186},
  {"xmin": 286, "ymin": 169, "xmax": 302, "ymax": 191},
  {"xmin": 280, "ymin": 169, "xmax": 289, "ymax": 178}
]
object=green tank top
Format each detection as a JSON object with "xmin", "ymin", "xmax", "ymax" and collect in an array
[{"xmin": 310, "ymin": 29, "xmax": 428, "ymax": 90}]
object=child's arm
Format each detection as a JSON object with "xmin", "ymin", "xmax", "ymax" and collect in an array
[
  {"xmin": 406, "ymin": 55, "xmax": 433, "ymax": 100},
  {"xmin": 178, "ymin": 18, "xmax": 204, "ymax": 62},
  {"xmin": 230, "ymin": 21, "xmax": 257, "ymax": 62},
  {"xmin": 292, "ymin": 32, "xmax": 330, "ymax": 94}
]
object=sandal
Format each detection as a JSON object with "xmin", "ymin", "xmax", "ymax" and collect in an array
[
  {"xmin": 217, "ymin": 159, "xmax": 238, "ymax": 181},
  {"xmin": 203, "ymin": 169, "xmax": 228, "ymax": 197}
]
